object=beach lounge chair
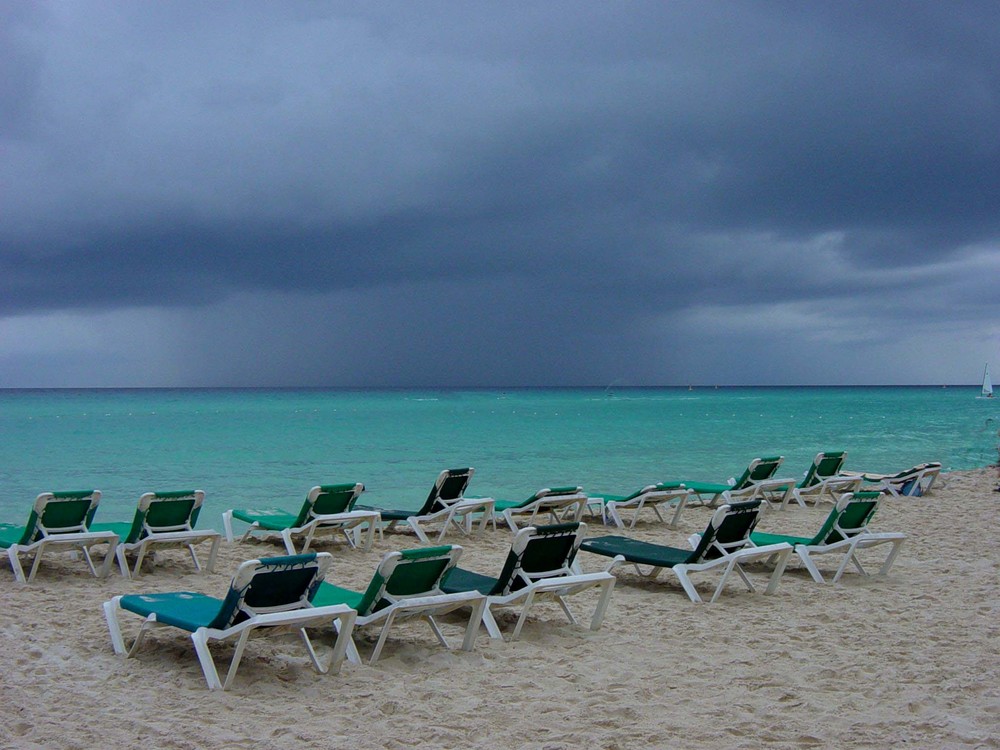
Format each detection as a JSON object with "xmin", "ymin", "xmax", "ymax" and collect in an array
[
  {"xmin": 440, "ymin": 522, "xmax": 615, "ymax": 641},
  {"xmin": 0, "ymin": 490, "xmax": 119, "ymax": 583},
  {"xmin": 90, "ymin": 490, "xmax": 221, "ymax": 579},
  {"xmin": 749, "ymin": 491, "xmax": 906, "ymax": 583},
  {"xmin": 840, "ymin": 462, "xmax": 942, "ymax": 497},
  {"xmin": 310, "ymin": 545, "xmax": 487, "ymax": 664},
  {"xmin": 103, "ymin": 552, "xmax": 357, "ymax": 690},
  {"xmin": 355, "ymin": 468, "xmax": 496, "ymax": 544},
  {"xmin": 223, "ymin": 483, "xmax": 381, "ymax": 553},
  {"xmin": 587, "ymin": 484, "xmax": 692, "ymax": 529},
  {"xmin": 577, "ymin": 500, "xmax": 793, "ymax": 603},
  {"xmin": 659, "ymin": 456, "xmax": 787, "ymax": 507},
  {"xmin": 492, "ymin": 486, "xmax": 589, "ymax": 532},
  {"xmin": 779, "ymin": 451, "xmax": 862, "ymax": 509}
]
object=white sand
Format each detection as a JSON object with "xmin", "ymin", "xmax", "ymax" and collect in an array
[{"xmin": 2, "ymin": 469, "xmax": 999, "ymax": 749}]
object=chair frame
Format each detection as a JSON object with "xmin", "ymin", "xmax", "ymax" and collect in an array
[
  {"xmin": 357, "ymin": 468, "xmax": 497, "ymax": 544},
  {"xmin": 499, "ymin": 487, "xmax": 589, "ymax": 532},
  {"xmin": 2, "ymin": 491, "xmax": 119, "ymax": 583},
  {"xmin": 314, "ymin": 545, "xmax": 488, "ymax": 665},
  {"xmin": 448, "ymin": 523, "xmax": 616, "ymax": 641},
  {"xmin": 223, "ymin": 483, "xmax": 381, "ymax": 553},
  {"xmin": 103, "ymin": 553, "xmax": 357, "ymax": 690},
  {"xmin": 95, "ymin": 490, "xmax": 221, "ymax": 579},
  {"xmin": 593, "ymin": 485, "xmax": 692, "ymax": 529},
  {"xmin": 579, "ymin": 501, "xmax": 793, "ymax": 603},
  {"xmin": 752, "ymin": 492, "xmax": 906, "ymax": 583}
]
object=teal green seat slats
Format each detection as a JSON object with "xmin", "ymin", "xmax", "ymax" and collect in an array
[
  {"xmin": 118, "ymin": 592, "xmax": 225, "ymax": 632},
  {"xmin": 580, "ymin": 535, "xmax": 693, "ymax": 568},
  {"xmin": 310, "ymin": 545, "xmax": 487, "ymax": 664},
  {"xmin": 104, "ymin": 552, "xmax": 358, "ymax": 690}
]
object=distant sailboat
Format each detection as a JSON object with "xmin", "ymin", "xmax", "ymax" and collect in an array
[{"xmin": 981, "ymin": 364, "xmax": 993, "ymax": 399}]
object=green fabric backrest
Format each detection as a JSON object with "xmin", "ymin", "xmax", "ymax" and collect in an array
[
  {"xmin": 421, "ymin": 469, "xmax": 473, "ymax": 514},
  {"xmin": 312, "ymin": 484, "xmax": 362, "ymax": 515},
  {"xmin": 802, "ymin": 452, "xmax": 847, "ymax": 488},
  {"xmin": 824, "ymin": 492, "xmax": 881, "ymax": 544},
  {"xmin": 491, "ymin": 523, "xmax": 580, "ymax": 596},
  {"xmin": 690, "ymin": 500, "xmax": 762, "ymax": 562},
  {"xmin": 122, "ymin": 491, "xmax": 202, "ymax": 543},
  {"xmin": 210, "ymin": 553, "xmax": 322, "ymax": 630},
  {"xmin": 355, "ymin": 546, "xmax": 456, "ymax": 616},
  {"xmin": 730, "ymin": 459, "xmax": 782, "ymax": 490},
  {"xmin": 20, "ymin": 491, "xmax": 100, "ymax": 544}
]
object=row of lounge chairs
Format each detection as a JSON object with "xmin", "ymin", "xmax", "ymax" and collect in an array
[
  {"xmin": 103, "ymin": 488, "xmax": 906, "ymax": 690},
  {"xmin": 2, "ymin": 459, "xmax": 918, "ymax": 691},
  {"xmin": 105, "ymin": 522, "xmax": 617, "ymax": 689},
  {"xmin": 0, "ymin": 454, "xmax": 939, "ymax": 583}
]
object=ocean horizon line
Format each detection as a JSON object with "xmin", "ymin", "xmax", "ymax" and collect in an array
[{"xmin": 0, "ymin": 383, "xmax": 983, "ymax": 393}]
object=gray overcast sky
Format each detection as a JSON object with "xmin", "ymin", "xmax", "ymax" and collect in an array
[{"xmin": 2, "ymin": 1, "xmax": 999, "ymax": 387}]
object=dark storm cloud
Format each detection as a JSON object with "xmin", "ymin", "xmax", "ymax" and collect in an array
[{"xmin": 1, "ymin": 1, "xmax": 998, "ymax": 386}]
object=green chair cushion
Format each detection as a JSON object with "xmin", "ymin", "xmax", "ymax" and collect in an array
[
  {"xmin": 309, "ymin": 582, "xmax": 366, "ymax": 610},
  {"xmin": 230, "ymin": 508, "xmax": 301, "ymax": 530},
  {"xmin": 440, "ymin": 567, "xmax": 498, "ymax": 596},
  {"xmin": 580, "ymin": 535, "xmax": 693, "ymax": 568},
  {"xmin": 119, "ymin": 592, "xmax": 224, "ymax": 633}
]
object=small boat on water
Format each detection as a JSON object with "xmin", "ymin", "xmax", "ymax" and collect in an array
[{"xmin": 980, "ymin": 363, "xmax": 993, "ymax": 399}]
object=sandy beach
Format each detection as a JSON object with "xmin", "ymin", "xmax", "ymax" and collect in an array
[{"xmin": 2, "ymin": 468, "xmax": 998, "ymax": 749}]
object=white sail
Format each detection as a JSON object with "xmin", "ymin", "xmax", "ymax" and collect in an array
[{"xmin": 983, "ymin": 364, "xmax": 993, "ymax": 398}]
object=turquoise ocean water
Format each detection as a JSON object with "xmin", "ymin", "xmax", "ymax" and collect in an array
[{"xmin": 1, "ymin": 387, "xmax": 997, "ymax": 523}]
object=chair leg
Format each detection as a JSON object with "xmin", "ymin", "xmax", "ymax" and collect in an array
[
  {"xmin": 510, "ymin": 590, "xmax": 538, "ymax": 640},
  {"xmin": 103, "ymin": 597, "xmax": 127, "ymax": 654},
  {"xmin": 279, "ymin": 529, "xmax": 298, "ymax": 555},
  {"xmin": 191, "ymin": 629, "xmax": 225, "ymax": 690},
  {"xmin": 764, "ymin": 546, "xmax": 792, "ymax": 594},
  {"xmin": 8, "ymin": 547, "xmax": 28, "ymax": 584},
  {"xmin": 204, "ymin": 535, "xmax": 220, "ymax": 574},
  {"xmin": 462, "ymin": 597, "xmax": 487, "ymax": 651},
  {"xmin": 221, "ymin": 511, "xmax": 235, "ymax": 543},
  {"xmin": 480, "ymin": 607, "xmax": 504, "ymax": 639},
  {"xmin": 590, "ymin": 577, "xmax": 616, "ymax": 631},
  {"xmin": 670, "ymin": 565, "xmax": 705, "ymax": 603},
  {"xmin": 369, "ymin": 610, "xmax": 400, "ymax": 665},
  {"xmin": 407, "ymin": 519, "xmax": 432, "ymax": 545},
  {"xmin": 794, "ymin": 547, "xmax": 829, "ymax": 584}
]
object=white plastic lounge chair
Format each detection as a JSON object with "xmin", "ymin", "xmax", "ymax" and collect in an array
[
  {"xmin": 492, "ymin": 486, "xmax": 589, "ymax": 532},
  {"xmin": 223, "ymin": 483, "xmax": 380, "ymax": 553},
  {"xmin": 104, "ymin": 552, "xmax": 357, "ymax": 690},
  {"xmin": 90, "ymin": 490, "xmax": 221, "ymax": 579},
  {"xmin": 587, "ymin": 484, "xmax": 692, "ymax": 529},
  {"xmin": 577, "ymin": 500, "xmax": 793, "ymax": 603},
  {"xmin": 310, "ymin": 545, "xmax": 487, "ymax": 665},
  {"xmin": 659, "ymin": 456, "xmax": 787, "ymax": 507},
  {"xmin": 779, "ymin": 451, "xmax": 862, "ymax": 509},
  {"xmin": 840, "ymin": 462, "xmax": 942, "ymax": 497},
  {"xmin": 750, "ymin": 491, "xmax": 906, "ymax": 583},
  {"xmin": 355, "ymin": 468, "xmax": 496, "ymax": 544},
  {"xmin": 0, "ymin": 490, "xmax": 119, "ymax": 583},
  {"xmin": 440, "ymin": 522, "xmax": 615, "ymax": 641}
]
